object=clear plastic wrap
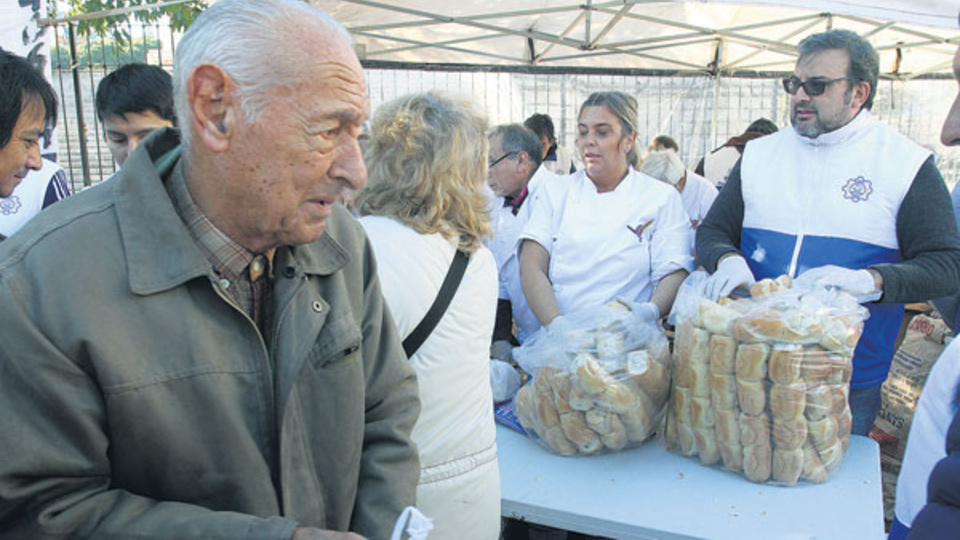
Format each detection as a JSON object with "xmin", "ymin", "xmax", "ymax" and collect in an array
[
  {"xmin": 510, "ymin": 303, "xmax": 671, "ymax": 456},
  {"xmin": 663, "ymin": 270, "xmax": 868, "ymax": 484}
]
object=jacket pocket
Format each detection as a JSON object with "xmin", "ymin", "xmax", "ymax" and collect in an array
[{"xmin": 307, "ymin": 315, "xmax": 362, "ymax": 370}]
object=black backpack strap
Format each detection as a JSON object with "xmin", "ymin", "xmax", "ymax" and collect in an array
[{"xmin": 403, "ymin": 249, "xmax": 470, "ymax": 358}]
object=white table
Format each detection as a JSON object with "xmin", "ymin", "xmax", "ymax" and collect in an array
[{"xmin": 498, "ymin": 425, "xmax": 884, "ymax": 540}]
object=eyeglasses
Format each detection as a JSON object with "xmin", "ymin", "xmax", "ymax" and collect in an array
[
  {"xmin": 781, "ymin": 76, "xmax": 850, "ymax": 97},
  {"xmin": 488, "ymin": 151, "xmax": 517, "ymax": 169}
]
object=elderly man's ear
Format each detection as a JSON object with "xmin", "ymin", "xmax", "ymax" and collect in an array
[{"xmin": 187, "ymin": 63, "xmax": 237, "ymax": 152}]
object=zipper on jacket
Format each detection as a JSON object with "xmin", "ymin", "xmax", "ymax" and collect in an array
[{"xmin": 787, "ymin": 143, "xmax": 823, "ymax": 276}]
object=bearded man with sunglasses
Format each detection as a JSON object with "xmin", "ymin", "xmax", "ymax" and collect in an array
[{"xmin": 696, "ymin": 29, "xmax": 960, "ymax": 436}]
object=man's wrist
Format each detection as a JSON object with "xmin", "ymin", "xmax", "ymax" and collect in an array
[{"xmin": 867, "ymin": 268, "xmax": 883, "ymax": 293}]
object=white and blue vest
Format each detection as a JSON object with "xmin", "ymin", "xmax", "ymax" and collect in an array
[{"xmin": 740, "ymin": 110, "xmax": 930, "ymax": 388}]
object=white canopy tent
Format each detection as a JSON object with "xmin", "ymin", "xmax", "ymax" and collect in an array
[{"xmin": 312, "ymin": 0, "xmax": 959, "ymax": 79}]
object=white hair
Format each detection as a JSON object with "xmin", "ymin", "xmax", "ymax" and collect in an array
[
  {"xmin": 173, "ymin": 0, "xmax": 352, "ymax": 149},
  {"xmin": 639, "ymin": 149, "xmax": 685, "ymax": 186}
]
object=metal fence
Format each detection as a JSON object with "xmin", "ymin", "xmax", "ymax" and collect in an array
[{"xmin": 47, "ymin": 19, "xmax": 960, "ymax": 193}]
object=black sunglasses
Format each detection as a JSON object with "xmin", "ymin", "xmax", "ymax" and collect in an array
[
  {"xmin": 489, "ymin": 151, "xmax": 517, "ymax": 168},
  {"xmin": 781, "ymin": 76, "xmax": 850, "ymax": 97}
]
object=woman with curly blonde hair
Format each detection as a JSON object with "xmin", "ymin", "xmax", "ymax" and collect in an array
[{"xmin": 356, "ymin": 91, "xmax": 500, "ymax": 540}]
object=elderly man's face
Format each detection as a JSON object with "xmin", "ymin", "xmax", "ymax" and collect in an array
[
  {"xmin": 942, "ymin": 46, "xmax": 960, "ymax": 147},
  {"xmin": 223, "ymin": 39, "xmax": 368, "ymax": 250},
  {"xmin": 0, "ymin": 99, "xmax": 45, "ymax": 197},
  {"xmin": 487, "ymin": 134, "xmax": 528, "ymax": 198}
]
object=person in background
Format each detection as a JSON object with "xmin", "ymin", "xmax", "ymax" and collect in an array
[
  {"xmin": 0, "ymin": 157, "xmax": 69, "ymax": 240},
  {"xmin": 694, "ymin": 117, "xmax": 778, "ymax": 188},
  {"xmin": 486, "ymin": 123, "xmax": 556, "ymax": 363},
  {"xmin": 888, "ymin": 36, "xmax": 960, "ymax": 540},
  {"xmin": 95, "ymin": 63, "xmax": 176, "ymax": 167},
  {"xmin": 0, "ymin": 1, "xmax": 421, "ymax": 538},
  {"xmin": 640, "ymin": 148, "xmax": 717, "ymax": 230},
  {"xmin": 356, "ymin": 91, "xmax": 500, "ymax": 540},
  {"xmin": 524, "ymin": 112, "xmax": 577, "ymax": 175},
  {"xmin": 0, "ymin": 49, "xmax": 58, "ymax": 228},
  {"xmin": 696, "ymin": 29, "xmax": 960, "ymax": 436},
  {"xmin": 649, "ymin": 134, "xmax": 679, "ymax": 152},
  {"xmin": 519, "ymin": 90, "xmax": 693, "ymax": 341}
]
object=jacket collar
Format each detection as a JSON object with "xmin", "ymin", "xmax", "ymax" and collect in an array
[
  {"xmin": 115, "ymin": 128, "xmax": 348, "ymax": 295},
  {"xmin": 792, "ymin": 109, "xmax": 876, "ymax": 147}
]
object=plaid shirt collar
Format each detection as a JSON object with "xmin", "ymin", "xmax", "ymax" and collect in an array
[{"xmin": 166, "ymin": 162, "xmax": 253, "ymax": 283}]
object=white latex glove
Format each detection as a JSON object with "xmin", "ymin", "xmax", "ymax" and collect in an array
[
  {"xmin": 616, "ymin": 297, "xmax": 660, "ymax": 325},
  {"xmin": 704, "ymin": 255, "xmax": 756, "ymax": 300},
  {"xmin": 795, "ymin": 265, "xmax": 881, "ymax": 303},
  {"xmin": 545, "ymin": 315, "xmax": 574, "ymax": 341},
  {"xmin": 489, "ymin": 359, "xmax": 522, "ymax": 403},
  {"xmin": 490, "ymin": 339, "xmax": 514, "ymax": 364}
]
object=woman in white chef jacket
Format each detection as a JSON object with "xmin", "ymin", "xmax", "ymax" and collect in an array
[
  {"xmin": 519, "ymin": 91, "xmax": 694, "ymax": 332},
  {"xmin": 355, "ymin": 92, "xmax": 500, "ymax": 540}
]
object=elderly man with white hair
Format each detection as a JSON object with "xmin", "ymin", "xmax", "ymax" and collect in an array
[
  {"xmin": 0, "ymin": 0, "xmax": 421, "ymax": 539},
  {"xmin": 640, "ymin": 148, "xmax": 718, "ymax": 230}
]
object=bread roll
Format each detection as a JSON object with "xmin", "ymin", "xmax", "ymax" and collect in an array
[
  {"xmin": 735, "ymin": 342, "xmax": 770, "ymax": 381},
  {"xmin": 709, "ymin": 372, "xmax": 738, "ymax": 410},
  {"xmin": 802, "ymin": 346, "xmax": 832, "ymax": 382},
  {"xmin": 769, "ymin": 344, "xmax": 804, "ymax": 385},
  {"xmin": 743, "ymin": 444, "xmax": 773, "ymax": 483},
  {"xmin": 628, "ymin": 354, "xmax": 669, "ymax": 405},
  {"xmin": 837, "ymin": 406, "xmax": 853, "ymax": 439},
  {"xmin": 514, "ymin": 385, "xmax": 541, "ymax": 435},
  {"xmin": 694, "ymin": 427, "xmax": 720, "ymax": 466},
  {"xmin": 828, "ymin": 355, "xmax": 853, "ymax": 384},
  {"xmin": 829, "ymin": 384, "xmax": 849, "ymax": 416},
  {"xmin": 597, "ymin": 379, "xmax": 639, "ymax": 414},
  {"xmin": 689, "ymin": 357, "xmax": 711, "ymax": 398},
  {"xmin": 692, "ymin": 396, "xmax": 715, "ymax": 428},
  {"xmin": 739, "ymin": 412, "xmax": 770, "ymax": 447},
  {"xmin": 749, "ymin": 278, "xmax": 776, "ymax": 299},
  {"xmin": 781, "ymin": 310, "xmax": 824, "ymax": 344},
  {"xmin": 733, "ymin": 310, "xmax": 783, "ymax": 343},
  {"xmin": 674, "ymin": 321, "xmax": 695, "ymax": 373},
  {"xmin": 585, "ymin": 407, "xmax": 614, "ymax": 435},
  {"xmin": 819, "ymin": 439, "xmax": 844, "ymax": 473},
  {"xmin": 775, "ymin": 274, "xmax": 793, "ymax": 289},
  {"xmin": 772, "ymin": 417, "xmax": 807, "ymax": 450},
  {"xmin": 715, "ymin": 408, "xmax": 741, "ymax": 445},
  {"xmin": 620, "ymin": 402, "xmax": 655, "ymax": 443},
  {"xmin": 737, "ymin": 379, "xmax": 766, "ymax": 416},
  {"xmin": 533, "ymin": 374, "xmax": 561, "ymax": 429},
  {"xmin": 546, "ymin": 371, "xmax": 575, "ymax": 415},
  {"xmin": 568, "ymin": 382, "xmax": 594, "ymax": 411},
  {"xmin": 664, "ymin": 404, "xmax": 680, "ymax": 451},
  {"xmin": 572, "ymin": 352, "xmax": 612, "ymax": 395},
  {"xmin": 540, "ymin": 426, "xmax": 578, "ymax": 456},
  {"xmin": 719, "ymin": 442, "xmax": 744, "ymax": 471},
  {"xmin": 805, "ymin": 383, "xmax": 831, "ymax": 422},
  {"xmin": 773, "ymin": 447, "xmax": 804, "ymax": 484},
  {"xmin": 802, "ymin": 442, "xmax": 829, "ymax": 483},
  {"xmin": 808, "ymin": 416, "xmax": 839, "ymax": 448},
  {"xmin": 689, "ymin": 327, "xmax": 711, "ymax": 369},
  {"xmin": 673, "ymin": 386, "xmax": 694, "ymax": 425},
  {"xmin": 677, "ymin": 422, "xmax": 698, "ymax": 457},
  {"xmin": 601, "ymin": 413, "xmax": 628, "ymax": 451},
  {"xmin": 770, "ymin": 383, "xmax": 806, "ymax": 420},
  {"xmin": 819, "ymin": 315, "xmax": 862, "ymax": 355},
  {"xmin": 559, "ymin": 410, "xmax": 602, "ymax": 454},
  {"xmin": 700, "ymin": 299, "xmax": 739, "ymax": 336},
  {"xmin": 709, "ymin": 334, "xmax": 738, "ymax": 375}
]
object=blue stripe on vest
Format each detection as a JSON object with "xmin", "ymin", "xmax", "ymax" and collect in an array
[{"xmin": 742, "ymin": 228, "xmax": 903, "ymax": 389}]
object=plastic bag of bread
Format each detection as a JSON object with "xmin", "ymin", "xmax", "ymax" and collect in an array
[
  {"xmin": 510, "ymin": 303, "xmax": 670, "ymax": 455},
  {"xmin": 662, "ymin": 270, "xmax": 868, "ymax": 484}
]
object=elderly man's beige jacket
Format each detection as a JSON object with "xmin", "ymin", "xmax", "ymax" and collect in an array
[{"xmin": 0, "ymin": 128, "xmax": 420, "ymax": 540}]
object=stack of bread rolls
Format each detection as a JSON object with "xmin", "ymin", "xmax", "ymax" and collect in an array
[
  {"xmin": 513, "ymin": 306, "xmax": 671, "ymax": 455},
  {"xmin": 664, "ymin": 275, "xmax": 864, "ymax": 484}
]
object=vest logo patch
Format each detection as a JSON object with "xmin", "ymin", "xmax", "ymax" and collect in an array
[
  {"xmin": 0, "ymin": 196, "xmax": 21, "ymax": 216},
  {"xmin": 842, "ymin": 176, "xmax": 873, "ymax": 203}
]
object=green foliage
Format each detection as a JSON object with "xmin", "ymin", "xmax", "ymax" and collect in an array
[
  {"xmin": 50, "ymin": 37, "xmax": 162, "ymax": 69},
  {"xmin": 64, "ymin": 0, "xmax": 206, "ymax": 45}
]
